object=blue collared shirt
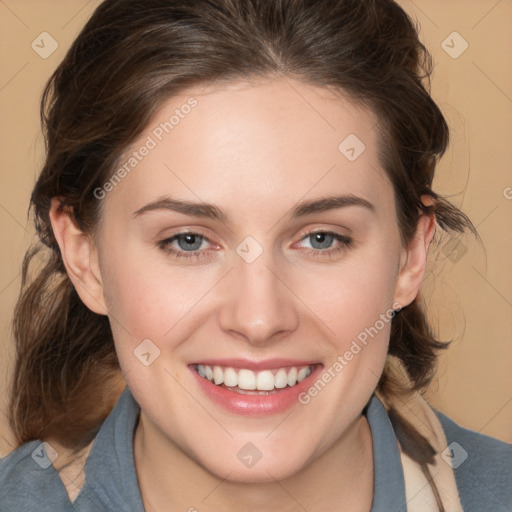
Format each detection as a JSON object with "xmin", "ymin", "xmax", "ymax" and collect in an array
[{"xmin": 1, "ymin": 387, "xmax": 511, "ymax": 511}]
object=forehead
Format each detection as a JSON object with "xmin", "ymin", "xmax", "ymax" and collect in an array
[{"xmin": 103, "ymin": 78, "xmax": 393, "ymax": 225}]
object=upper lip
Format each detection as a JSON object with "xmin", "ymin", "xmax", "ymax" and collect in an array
[{"xmin": 190, "ymin": 358, "xmax": 321, "ymax": 371}]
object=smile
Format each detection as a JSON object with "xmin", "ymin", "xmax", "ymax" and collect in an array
[
  {"xmin": 189, "ymin": 360, "xmax": 323, "ymax": 415},
  {"xmin": 194, "ymin": 364, "xmax": 315, "ymax": 394}
]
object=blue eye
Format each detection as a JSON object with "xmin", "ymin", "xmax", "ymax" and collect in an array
[
  {"xmin": 173, "ymin": 233, "xmax": 205, "ymax": 251},
  {"xmin": 158, "ymin": 232, "xmax": 211, "ymax": 259},
  {"xmin": 298, "ymin": 230, "xmax": 352, "ymax": 258},
  {"xmin": 158, "ymin": 229, "xmax": 352, "ymax": 261},
  {"xmin": 307, "ymin": 232, "xmax": 335, "ymax": 250}
]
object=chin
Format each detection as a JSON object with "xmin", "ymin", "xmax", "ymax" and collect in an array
[{"xmin": 202, "ymin": 455, "xmax": 309, "ymax": 484}]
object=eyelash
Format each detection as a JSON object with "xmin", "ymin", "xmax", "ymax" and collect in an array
[{"xmin": 158, "ymin": 229, "xmax": 353, "ymax": 261}]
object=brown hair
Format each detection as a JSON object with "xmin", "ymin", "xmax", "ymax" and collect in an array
[{"xmin": 9, "ymin": 0, "xmax": 475, "ymax": 503}]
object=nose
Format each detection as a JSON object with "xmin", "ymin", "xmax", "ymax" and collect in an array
[{"xmin": 217, "ymin": 251, "xmax": 300, "ymax": 347}]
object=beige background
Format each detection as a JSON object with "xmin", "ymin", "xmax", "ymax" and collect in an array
[{"xmin": 0, "ymin": 0, "xmax": 511, "ymax": 456}]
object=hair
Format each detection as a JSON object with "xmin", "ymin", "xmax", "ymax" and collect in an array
[{"xmin": 9, "ymin": 0, "xmax": 476, "ymax": 507}]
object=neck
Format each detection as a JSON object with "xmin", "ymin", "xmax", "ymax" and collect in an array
[{"xmin": 133, "ymin": 412, "xmax": 374, "ymax": 512}]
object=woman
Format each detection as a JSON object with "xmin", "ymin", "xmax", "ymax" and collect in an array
[{"xmin": 1, "ymin": 0, "xmax": 510, "ymax": 510}]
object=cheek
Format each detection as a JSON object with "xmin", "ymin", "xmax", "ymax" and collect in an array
[
  {"xmin": 296, "ymin": 245, "xmax": 400, "ymax": 404},
  {"xmin": 294, "ymin": 251, "xmax": 398, "ymax": 423},
  {"xmin": 99, "ymin": 243, "xmax": 217, "ymax": 356},
  {"xmin": 296, "ymin": 250, "xmax": 399, "ymax": 341},
  {"xmin": 108, "ymin": 274, "xmax": 210, "ymax": 340}
]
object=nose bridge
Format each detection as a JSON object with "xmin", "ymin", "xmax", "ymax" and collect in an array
[{"xmin": 218, "ymin": 242, "xmax": 299, "ymax": 345}]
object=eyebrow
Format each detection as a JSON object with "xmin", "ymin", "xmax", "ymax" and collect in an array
[{"xmin": 133, "ymin": 194, "xmax": 375, "ymax": 222}]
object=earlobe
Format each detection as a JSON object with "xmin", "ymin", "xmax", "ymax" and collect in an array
[
  {"xmin": 48, "ymin": 197, "xmax": 108, "ymax": 315},
  {"xmin": 393, "ymin": 209, "xmax": 436, "ymax": 308}
]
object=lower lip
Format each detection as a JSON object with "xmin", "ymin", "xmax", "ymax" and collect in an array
[{"xmin": 189, "ymin": 364, "xmax": 324, "ymax": 416}]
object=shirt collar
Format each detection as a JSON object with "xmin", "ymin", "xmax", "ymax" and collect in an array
[
  {"xmin": 365, "ymin": 394, "xmax": 408, "ymax": 511},
  {"xmin": 73, "ymin": 386, "xmax": 145, "ymax": 511}
]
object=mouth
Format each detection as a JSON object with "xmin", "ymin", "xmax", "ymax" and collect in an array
[
  {"xmin": 189, "ymin": 360, "xmax": 323, "ymax": 415},
  {"xmin": 193, "ymin": 363, "xmax": 318, "ymax": 395}
]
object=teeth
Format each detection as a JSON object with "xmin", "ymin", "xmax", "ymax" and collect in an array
[
  {"xmin": 287, "ymin": 367, "xmax": 298, "ymax": 386},
  {"xmin": 224, "ymin": 367, "xmax": 238, "ymax": 387},
  {"xmin": 197, "ymin": 364, "xmax": 207, "ymax": 378},
  {"xmin": 256, "ymin": 370, "xmax": 275, "ymax": 391},
  {"xmin": 195, "ymin": 364, "xmax": 314, "ymax": 391},
  {"xmin": 238, "ymin": 369, "xmax": 256, "ymax": 390},
  {"xmin": 213, "ymin": 366, "xmax": 224, "ymax": 385},
  {"xmin": 274, "ymin": 369, "xmax": 288, "ymax": 389},
  {"xmin": 297, "ymin": 367, "xmax": 309, "ymax": 382}
]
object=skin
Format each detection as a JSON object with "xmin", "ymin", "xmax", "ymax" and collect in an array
[{"xmin": 49, "ymin": 77, "xmax": 435, "ymax": 511}]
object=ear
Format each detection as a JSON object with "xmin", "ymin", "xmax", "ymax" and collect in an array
[
  {"xmin": 48, "ymin": 197, "xmax": 108, "ymax": 315},
  {"xmin": 393, "ymin": 199, "xmax": 436, "ymax": 308}
]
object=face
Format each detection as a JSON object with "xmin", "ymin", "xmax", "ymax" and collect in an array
[{"xmin": 59, "ymin": 78, "xmax": 425, "ymax": 482}]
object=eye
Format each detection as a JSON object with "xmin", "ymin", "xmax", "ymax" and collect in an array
[
  {"xmin": 158, "ymin": 229, "xmax": 353, "ymax": 262},
  {"xmin": 158, "ymin": 231, "xmax": 214, "ymax": 260},
  {"xmin": 296, "ymin": 229, "xmax": 352, "ymax": 258}
]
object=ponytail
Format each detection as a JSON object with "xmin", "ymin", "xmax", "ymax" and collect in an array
[{"xmin": 9, "ymin": 244, "xmax": 120, "ymax": 450}]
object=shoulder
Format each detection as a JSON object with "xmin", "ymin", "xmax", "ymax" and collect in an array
[
  {"xmin": 0, "ymin": 440, "xmax": 73, "ymax": 511},
  {"xmin": 0, "ymin": 388, "xmax": 139, "ymax": 511},
  {"xmin": 435, "ymin": 409, "xmax": 512, "ymax": 512}
]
